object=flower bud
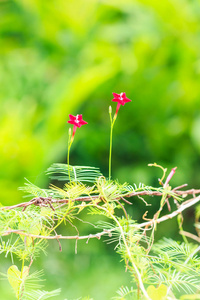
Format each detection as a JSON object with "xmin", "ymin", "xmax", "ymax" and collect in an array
[
  {"xmin": 68, "ymin": 127, "xmax": 72, "ymax": 137},
  {"xmin": 164, "ymin": 167, "xmax": 177, "ymax": 187}
]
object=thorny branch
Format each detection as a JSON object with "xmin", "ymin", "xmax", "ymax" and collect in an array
[
  {"xmin": 2, "ymin": 186, "xmax": 200, "ymax": 211},
  {"xmin": 1, "ymin": 187, "xmax": 200, "ymax": 242}
]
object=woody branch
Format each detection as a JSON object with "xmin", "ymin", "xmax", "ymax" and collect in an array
[
  {"xmin": 1, "ymin": 190, "xmax": 200, "ymax": 242},
  {"xmin": 2, "ymin": 186, "xmax": 200, "ymax": 211}
]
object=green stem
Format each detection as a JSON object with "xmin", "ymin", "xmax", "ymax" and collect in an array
[
  {"xmin": 67, "ymin": 141, "xmax": 72, "ymax": 183},
  {"xmin": 109, "ymin": 106, "xmax": 116, "ymax": 181},
  {"xmin": 20, "ymin": 258, "xmax": 24, "ymax": 277},
  {"xmin": 67, "ymin": 128, "xmax": 73, "ymax": 183},
  {"xmin": 177, "ymin": 214, "xmax": 188, "ymax": 244},
  {"xmin": 96, "ymin": 204, "xmax": 150, "ymax": 300},
  {"xmin": 109, "ymin": 122, "xmax": 113, "ymax": 181},
  {"xmin": 18, "ymin": 258, "xmax": 25, "ymax": 300}
]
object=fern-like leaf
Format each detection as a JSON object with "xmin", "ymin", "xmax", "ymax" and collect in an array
[
  {"xmin": 112, "ymin": 286, "xmax": 136, "ymax": 299},
  {"xmin": 50, "ymin": 182, "xmax": 94, "ymax": 200},
  {"xmin": 46, "ymin": 163, "xmax": 102, "ymax": 183},
  {"xmin": 147, "ymin": 238, "xmax": 200, "ymax": 296},
  {"xmin": 25, "ymin": 288, "xmax": 61, "ymax": 300},
  {"xmin": 19, "ymin": 179, "xmax": 53, "ymax": 198}
]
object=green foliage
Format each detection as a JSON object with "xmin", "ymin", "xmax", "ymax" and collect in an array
[
  {"xmin": 146, "ymin": 285, "xmax": 167, "ymax": 300},
  {"xmin": 148, "ymin": 239, "xmax": 200, "ymax": 294},
  {"xmin": 25, "ymin": 289, "xmax": 61, "ymax": 300},
  {"xmin": 1, "ymin": 163, "xmax": 200, "ymax": 299},
  {"xmin": 7, "ymin": 265, "xmax": 29, "ymax": 297},
  {"xmin": 46, "ymin": 164, "xmax": 102, "ymax": 183},
  {"xmin": 1, "ymin": 266, "xmax": 60, "ymax": 300},
  {"xmin": 113, "ymin": 286, "xmax": 136, "ymax": 299},
  {"xmin": 19, "ymin": 179, "xmax": 53, "ymax": 199}
]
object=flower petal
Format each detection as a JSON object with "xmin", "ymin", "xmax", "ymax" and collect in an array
[
  {"xmin": 68, "ymin": 114, "xmax": 88, "ymax": 128},
  {"xmin": 112, "ymin": 92, "xmax": 132, "ymax": 105}
]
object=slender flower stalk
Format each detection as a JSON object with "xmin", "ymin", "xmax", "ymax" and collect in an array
[
  {"xmin": 67, "ymin": 114, "xmax": 88, "ymax": 182},
  {"xmin": 67, "ymin": 128, "xmax": 72, "ymax": 182},
  {"xmin": 109, "ymin": 93, "xmax": 131, "ymax": 180},
  {"xmin": 109, "ymin": 106, "xmax": 114, "ymax": 181}
]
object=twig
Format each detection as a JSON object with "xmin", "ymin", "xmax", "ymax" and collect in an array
[
  {"xmin": 3, "ymin": 196, "xmax": 200, "ymax": 242},
  {"xmin": 137, "ymin": 195, "xmax": 200, "ymax": 229},
  {"xmin": 173, "ymin": 184, "xmax": 188, "ymax": 191},
  {"xmin": 116, "ymin": 200, "xmax": 129, "ymax": 220},
  {"xmin": 1, "ymin": 184, "xmax": 200, "ymax": 210},
  {"xmin": 1, "ymin": 230, "xmax": 107, "ymax": 240},
  {"xmin": 2, "ymin": 188, "xmax": 200, "ymax": 211},
  {"xmin": 179, "ymin": 230, "xmax": 200, "ymax": 243},
  {"xmin": 121, "ymin": 197, "xmax": 132, "ymax": 205}
]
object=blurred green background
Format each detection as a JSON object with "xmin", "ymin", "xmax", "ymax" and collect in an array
[{"xmin": 1, "ymin": 0, "xmax": 200, "ymax": 298}]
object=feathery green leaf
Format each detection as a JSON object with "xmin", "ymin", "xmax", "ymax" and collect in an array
[{"xmin": 46, "ymin": 164, "xmax": 102, "ymax": 183}]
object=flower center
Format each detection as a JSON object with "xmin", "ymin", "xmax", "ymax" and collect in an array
[
  {"xmin": 119, "ymin": 93, "xmax": 124, "ymax": 100},
  {"xmin": 75, "ymin": 115, "xmax": 80, "ymax": 123}
]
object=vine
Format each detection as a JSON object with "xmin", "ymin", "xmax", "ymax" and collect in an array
[{"xmin": 1, "ymin": 93, "xmax": 200, "ymax": 299}]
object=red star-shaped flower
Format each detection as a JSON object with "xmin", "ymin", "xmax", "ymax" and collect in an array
[
  {"xmin": 68, "ymin": 114, "xmax": 88, "ymax": 141},
  {"xmin": 112, "ymin": 92, "xmax": 131, "ymax": 105},
  {"xmin": 112, "ymin": 92, "xmax": 131, "ymax": 119},
  {"xmin": 68, "ymin": 114, "xmax": 88, "ymax": 128}
]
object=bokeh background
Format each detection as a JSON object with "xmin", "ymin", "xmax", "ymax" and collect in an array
[{"xmin": 1, "ymin": 0, "xmax": 200, "ymax": 299}]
